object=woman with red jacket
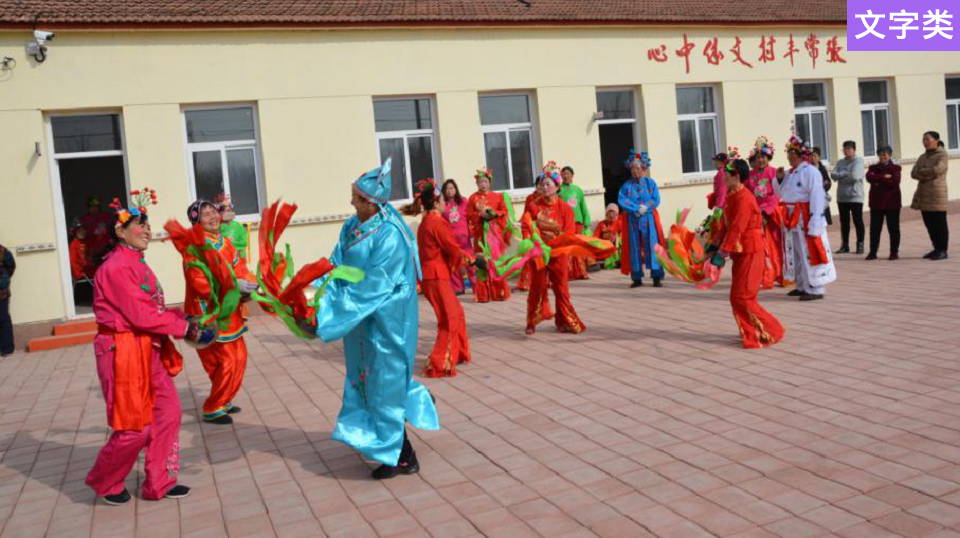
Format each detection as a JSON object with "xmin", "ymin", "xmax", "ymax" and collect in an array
[
  {"xmin": 865, "ymin": 145, "xmax": 902, "ymax": 260},
  {"xmin": 711, "ymin": 159, "xmax": 785, "ymax": 349},
  {"xmin": 404, "ymin": 179, "xmax": 483, "ymax": 377},
  {"xmin": 522, "ymin": 169, "xmax": 584, "ymax": 335}
]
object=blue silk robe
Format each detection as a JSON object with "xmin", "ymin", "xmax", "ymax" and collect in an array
[
  {"xmin": 619, "ymin": 176, "xmax": 665, "ymax": 280},
  {"xmin": 315, "ymin": 209, "xmax": 439, "ymax": 466}
]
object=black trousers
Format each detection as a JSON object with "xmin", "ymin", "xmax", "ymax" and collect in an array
[
  {"xmin": 921, "ymin": 211, "xmax": 950, "ymax": 252},
  {"xmin": 869, "ymin": 208, "xmax": 900, "ymax": 255},
  {"xmin": 838, "ymin": 202, "xmax": 865, "ymax": 246},
  {"xmin": 0, "ymin": 297, "xmax": 13, "ymax": 355}
]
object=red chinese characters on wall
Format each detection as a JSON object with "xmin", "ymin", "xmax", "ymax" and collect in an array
[{"xmin": 646, "ymin": 34, "xmax": 847, "ymax": 73}]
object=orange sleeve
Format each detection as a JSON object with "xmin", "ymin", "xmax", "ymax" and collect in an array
[
  {"xmin": 560, "ymin": 203, "xmax": 576, "ymax": 235},
  {"xmin": 223, "ymin": 238, "xmax": 255, "ymax": 282}
]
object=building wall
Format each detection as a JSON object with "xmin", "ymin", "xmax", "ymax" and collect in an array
[{"xmin": 1, "ymin": 26, "xmax": 958, "ymax": 324}]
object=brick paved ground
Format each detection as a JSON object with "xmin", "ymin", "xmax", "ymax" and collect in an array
[{"xmin": 1, "ymin": 215, "xmax": 960, "ymax": 538}]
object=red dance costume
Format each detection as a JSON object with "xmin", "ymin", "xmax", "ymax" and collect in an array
[
  {"xmin": 86, "ymin": 245, "xmax": 188, "ymax": 500},
  {"xmin": 593, "ymin": 218, "xmax": 621, "ymax": 260},
  {"xmin": 523, "ymin": 197, "xmax": 584, "ymax": 333},
  {"xmin": 717, "ymin": 186, "xmax": 785, "ymax": 349},
  {"xmin": 183, "ymin": 232, "xmax": 256, "ymax": 420},
  {"xmin": 466, "ymin": 191, "xmax": 512, "ymax": 302},
  {"xmin": 516, "ymin": 191, "xmax": 541, "ymax": 292},
  {"xmin": 568, "ymin": 223, "xmax": 591, "ymax": 280},
  {"xmin": 418, "ymin": 212, "xmax": 473, "ymax": 377}
]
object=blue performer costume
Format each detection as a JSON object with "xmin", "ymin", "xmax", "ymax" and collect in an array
[
  {"xmin": 312, "ymin": 159, "xmax": 439, "ymax": 478},
  {"xmin": 618, "ymin": 150, "xmax": 665, "ymax": 287}
]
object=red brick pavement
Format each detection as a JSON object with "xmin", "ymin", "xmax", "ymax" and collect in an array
[{"xmin": 1, "ymin": 215, "xmax": 959, "ymax": 537}]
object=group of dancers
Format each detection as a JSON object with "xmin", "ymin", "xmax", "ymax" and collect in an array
[{"xmin": 82, "ymin": 137, "xmax": 836, "ymax": 505}]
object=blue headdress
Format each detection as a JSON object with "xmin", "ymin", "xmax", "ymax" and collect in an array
[
  {"xmin": 351, "ymin": 158, "xmax": 422, "ymax": 280},
  {"xmin": 625, "ymin": 149, "xmax": 651, "ymax": 170}
]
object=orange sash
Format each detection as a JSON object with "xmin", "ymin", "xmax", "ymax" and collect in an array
[
  {"xmin": 781, "ymin": 202, "xmax": 829, "ymax": 266},
  {"xmin": 101, "ymin": 327, "xmax": 183, "ymax": 431}
]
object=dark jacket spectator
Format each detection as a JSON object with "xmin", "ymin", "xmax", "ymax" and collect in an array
[
  {"xmin": 866, "ymin": 160, "xmax": 902, "ymax": 210},
  {"xmin": 0, "ymin": 244, "xmax": 15, "ymax": 356}
]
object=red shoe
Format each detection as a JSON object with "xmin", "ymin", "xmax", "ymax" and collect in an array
[{"xmin": 525, "ymin": 325, "xmax": 536, "ymax": 335}]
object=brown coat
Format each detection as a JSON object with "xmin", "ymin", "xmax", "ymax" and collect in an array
[{"xmin": 910, "ymin": 146, "xmax": 949, "ymax": 212}]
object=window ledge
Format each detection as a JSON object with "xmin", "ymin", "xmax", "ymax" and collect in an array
[{"xmin": 662, "ymin": 173, "xmax": 715, "ymax": 188}]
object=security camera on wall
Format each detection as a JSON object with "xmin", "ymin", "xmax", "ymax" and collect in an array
[{"xmin": 34, "ymin": 30, "xmax": 55, "ymax": 42}]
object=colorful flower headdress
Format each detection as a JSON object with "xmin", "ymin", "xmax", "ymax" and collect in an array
[
  {"xmin": 750, "ymin": 136, "xmax": 775, "ymax": 158},
  {"xmin": 214, "ymin": 193, "xmax": 234, "ymax": 211},
  {"xmin": 110, "ymin": 187, "xmax": 157, "ymax": 224},
  {"xmin": 724, "ymin": 146, "xmax": 742, "ymax": 172},
  {"xmin": 625, "ymin": 149, "xmax": 651, "ymax": 169},
  {"xmin": 784, "ymin": 135, "xmax": 811, "ymax": 157},
  {"xmin": 414, "ymin": 177, "xmax": 440, "ymax": 201},
  {"xmin": 540, "ymin": 160, "xmax": 561, "ymax": 185},
  {"xmin": 474, "ymin": 168, "xmax": 494, "ymax": 182}
]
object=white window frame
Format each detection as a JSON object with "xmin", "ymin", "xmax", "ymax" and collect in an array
[
  {"xmin": 181, "ymin": 103, "xmax": 266, "ymax": 221},
  {"xmin": 677, "ymin": 85, "xmax": 721, "ymax": 176},
  {"xmin": 373, "ymin": 96, "xmax": 441, "ymax": 203},
  {"xmin": 793, "ymin": 81, "xmax": 832, "ymax": 162},
  {"xmin": 859, "ymin": 79, "xmax": 894, "ymax": 157},
  {"xmin": 596, "ymin": 87, "xmax": 641, "ymax": 141},
  {"xmin": 45, "ymin": 110, "xmax": 131, "ymax": 320},
  {"xmin": 947, "ymin": 77, "xmax": 960, "ymax": 151},
  {"xmin": 479, "ymin": 92, "xmax": 540, "ymax": 194}
]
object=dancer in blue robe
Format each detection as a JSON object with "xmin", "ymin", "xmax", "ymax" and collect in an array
[
  {"xmin": 619, "ymin": 150, "xmax": 666, "ymax": 288},
  {"xmin": 309, "ymin": 158, "xmax": 439, "ymax": 479}
]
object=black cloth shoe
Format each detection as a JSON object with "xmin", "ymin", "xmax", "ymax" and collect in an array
[
  {"xmin": 835, "ymin": 245, "xmax": 850, "ymax": 254},
  {"xmin": 653, "ymin": 278, "xmax": 662, "ymax": 288},
  {"xmin": 800, "ymin": 294, "xmax": 824, "ymax": 301},
  {"xmin": 587, "ymin": 264, "xmax": 602, "ymax": 273},
  {"xmin": 930, "ymin": 251, "xmax": 948, "ymax": 261},
  {"xmin": 630, "ymin": 279, "xmax": 643, "ymax": 288},
  {"xmin": 227, "ymin": 406, "xmax": 241, "ymax": 415},
  {"xmin": 203, "ymin": 414, "xmax": 233, "ymax": 425},
  {"xmin": 787, "ymin": 289, "xmax": 806, "ymax": 297},
  {"xmin": 165, "ymin": 485, "xmax": 191, "ymax": 499},
  {"xmin": 888, "ymin": 252, "xmax": 899, "ymax": 260},
  {"xmin": 103, "ymin": 489, "xmax": 132, "ymax": 506},
  {"xmin": 864, "ymin": 253, "xmax": 877, "ymax": 260},
  {"xmin": 372, "ymin": 439, "xmax": 419, "ymax": 480},
  {"xmin": 923, "ymin": 250, "xmax": 937, "ymax": 259},
  {"xmin": 856, "ymin": 242, "xmax": 864, "ymax": 254}
]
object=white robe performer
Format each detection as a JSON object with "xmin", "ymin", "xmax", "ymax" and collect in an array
[{"xmin": 779, "ymin": 159, "xmax": 837, "ymax": 296}]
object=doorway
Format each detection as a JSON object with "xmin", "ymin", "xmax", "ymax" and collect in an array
[
  {"xmin": 47, "ymin": 113, "xmax": 129, "ymax": 318},
  {"xmin": 599, "ymin": 123, "xmax": 635, "ymax": 208}
]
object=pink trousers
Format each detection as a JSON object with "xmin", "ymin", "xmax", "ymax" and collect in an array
[{"xmin": 85, "ymin": 335, "xmax": 181, "ymax": 500}]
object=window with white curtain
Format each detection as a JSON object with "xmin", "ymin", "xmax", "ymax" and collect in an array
[
  {"xmin": 859, "ymin": 81, "xmax": 893, "ymax": 157},
  {"xmin": 183, "ymin": 106, "xmax": 264, "ymax": 218},
  {"xmin": 374, "ymin": 98, "xmax": 439, "ymax": 201},
  {"xmin": 479, "ymin": 94, "xmax": 537, "ymax": 191},
  {"xmin": 794, "ymin": 82, "xmax": 832, "ymax": 162},
  {"xmin": 677, "ymin": 86, "xmax": 720, "ymax": 174},
  {"xmin": 947, "ymin": 77, "xmax": 960, "ymax": 151}
]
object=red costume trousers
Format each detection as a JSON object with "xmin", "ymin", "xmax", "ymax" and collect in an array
[
  {"xmin": 762, "ymin": 215, "xmax": 786, "ymax": 289},
  {"xmin": 568, "ymin": 223, "xmax": 591, "ymax": 280},
  {"xmin": 86, "ymin": 337, "xmax": 181, "ymax": 499},
  {"xmin": 527, "ymin": 256, "xmax": 584, "ymax": 333},
  {"xmin": 730, "ymin": 251, "xmax": 785, "ymax": 349},
  {"xmin": 197, "ymin": 337, "xmax": 248, "ymax": 418},
  {"xmin": 421, "ymin": 279, "xmax": 471, "ymax": 377},
  {"xmin": 474, "ymin": 275, "xmax": 511, "ymax": 303}
]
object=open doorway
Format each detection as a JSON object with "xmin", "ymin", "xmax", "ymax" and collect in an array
[
  {"xmin": 48, "ymin": 113, "xmax": 128, "ymax": 318},
  {"xmin": 595, "ymin": 90, "xmax": 639, "ymax": 208}
]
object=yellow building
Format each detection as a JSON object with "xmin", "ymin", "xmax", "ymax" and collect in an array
[{"xmin": 1, "ymin": 1, "xmax": 959, "ymax": 327}]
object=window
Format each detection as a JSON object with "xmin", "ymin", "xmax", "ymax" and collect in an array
[
  {"xmin": 183, "ymin": 106, "xmax": 264, "ymax": 217},
  {"xmin": 794, "ymin": 82, "xmax": 832, "ymax": 161},
  {"xmin": 677, "ymin": 86, "xmax": 720, "ymax": 174},
  {"xmin": 479, "ymin": 94, "xmax": 537, "ymax": 191},
  {"xmin": 947, "ymin": 78, "xmax": 960, "ymax": 151},
  {"xmin": 859, "ymin": 81, "xmax": 892, "ymax": 157},
  {"xmin": 374, "ymin": 98, "xmax": 439, "ymax": 201}
]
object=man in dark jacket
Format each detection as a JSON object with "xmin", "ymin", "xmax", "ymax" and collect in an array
[
  {"xmin": 0, "ymin": 243, "xmax": 15, "ymax": 356},
  {"xmin": 865, "ymin": 145, "xmax": 902, "ymax": 260}
]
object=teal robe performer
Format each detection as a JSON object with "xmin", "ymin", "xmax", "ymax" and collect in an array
[
  {"xmin": 618, "ymin": 150, "xmax": 666, "ymax": 287},
  {"xmin": 312, "ymin": 158, "xmax": 439, "ymax": 474}
]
